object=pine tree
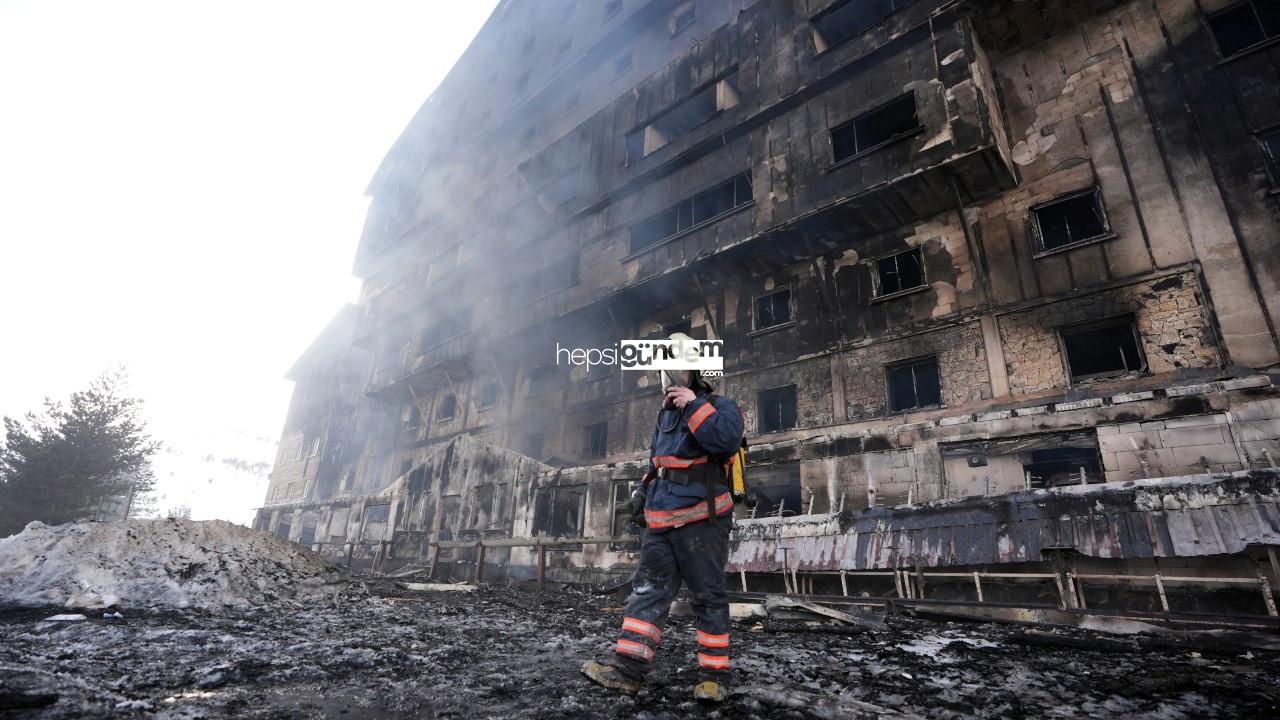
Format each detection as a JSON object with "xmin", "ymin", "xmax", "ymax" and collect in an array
[{"xmin": 0, "ymin": 370, "xmax": 159, "ymax": 536}]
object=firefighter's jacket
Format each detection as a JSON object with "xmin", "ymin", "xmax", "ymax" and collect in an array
[{"xmin": 642, "ymin": 392, "xmax": 744, "ymax": 530}]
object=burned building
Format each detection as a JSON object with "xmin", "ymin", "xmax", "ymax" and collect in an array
[{"xmin": 257, "ymin": 0, "xmax": 1280, "ymax": 613}]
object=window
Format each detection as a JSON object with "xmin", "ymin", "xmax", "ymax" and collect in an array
[
  {"xmin": 661, "ymin": 319, "xmax": 692, "ymax": 337},
  {"xmin": 1060, "ymin": 318, "xmax": 1146, "ymax": 382},
  {"xmin": 875, "ymin": 247, "xmax": 926, "ymax": 297},
  {"xmin": 672, "ymin": 4, "xmax": 696, "ymax": 35},
  {"xmin": 1260, "ymin": 128, "xmax": 1280, "ymax": 183},
  {"xmin": 526, "ymin": 365, "xmax": 557, "ymax": 396},
  {"xmin": 533, "ymin": 486, "xmax": 585, "ymax": 541},
  {"xmin": 1208, "ymin": 1, "xmax": 1280, "ymax": 58},
  {"xmin": 613, "ymin": 51, "xmax": 633, "ymax": 78},
  {"xmin": 523, "ymin": 431, "xmax": 546, "ymax": 459},
  {"xmin": 603, "ymin": 0, "xmax": 622, "ymax": 21},
  {"xmin": 610, "ymin": 480, "xmax": 642, "ymax": 550},
  {"xmin": 275, "ymin": 519, "xmax": 292, "ymax": 540},
  {"xmin": 407, "ymin": 405, "xmax": 421, "ymax": 429},
  {"xmin": 758, "ymin": 385, "xmax": 798, "ymax": 433},
  {"xmin": 754, "ymin": 288, "xmax": 792, "ymax": 331},
  {"xmin": 555, "ymin": 39, "xmax": 572, "ymax": 64},
  {"xmin": 507, "ymin": 252, "xmax": 580, "ymax": 308},
  {"xmin": 470, "ymin": 485, "xmax": 496, "ymax": 529},
  {"xmin": 812, "ymin": 0, "xmax": 912, "ymax": 53},
  {"xmin": 886, "ymin": 356, "xmax": 941, "ymax": 412},
  {"xmin": 437, "ymin": 394, "xmax": 457, "ymax": 420},
  {"xmin": 626, "ymin": 72, "xmax": 739, "ymax": 162},
  {"xmin": 478, "ymin": 382, "xmax": 501, "ymax": 409},
  {"xmin": 1030, "ymin": 188, "xmax": 1110, "ymax": 253},
  {"xmin": 831, "ymin": 93, "xmax": 920, "ymax": 163},
  {"xmin": 630, "ymin": 172, "xmax": 753, "ymax": 253},
  {"xmin": 585, "ymin": 422, "xmax": 608, "ymax": 458},
  {"xmin": 362, "ymin": 504, "xmax": 391, "ymax": 541},
  {"xmin": 307, "ymin": 438, "xmax": 321, "ymax": 457}
]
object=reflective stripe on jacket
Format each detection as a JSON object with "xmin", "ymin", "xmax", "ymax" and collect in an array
[{"xmin": 643, "ymin": 392, "xmax": 744, "ymax": 530}]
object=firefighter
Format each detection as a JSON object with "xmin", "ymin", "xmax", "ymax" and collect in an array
[{"xmin": 582, "ymin": 333, "xmax": 744, "ymax": 703}]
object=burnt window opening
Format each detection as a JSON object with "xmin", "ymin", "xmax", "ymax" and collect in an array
[
  {"xmin": 758, "ymin": 385, "xmax": 798, "ymax": 433},
  {"xmin": 613, "ymin": 50, "xmax": 633, "ymax": 78},
  {"xmin": 275, "ymin": 519, "xmax": 291, "ymax": 540},
  {"xmin": 751, "ymin": 463, "xmax": 802, "ymax": 518},
  {"xmin": 626, "ymin": 72, "xmax": 740, "ymax": 163},
  {"xmin": 507, "ymin": 252, "xmax": 579, "ymax": 309},
  {"xmin": 420, "ymin": 312, "xmax": 471, "ymax": 353},
  {"xmin": 1060, "ymin": 318, "xmax": 1146, "ymax": 382},
  {"xmin": 361, "ymin": 503, "xmax": 391, "ymax": 541},
  {"xmin": 298, "ymin": 521, "xmax": 316, "ymax": 546},
  {"xmin": 831, "ymin": 93, "xmax": 920, "ymax": 163},
  {"xmin": 942, "ymin": 432, "xmax": 1103, "ymax": 493},
  {"xmin": 672, "ymin": 4, "xmax": 696, "ymax": 35},
  {"xmin": 522, "ymin": 431, "xmax": 546, "ymax": 459},
  {"xmin": 533, "ymin": 486, "xmax": 585, "ymax": 544},
  {"xmin": 407, "ymin": 466, "xmax": 428, "ymax": 494},
  {"xmin": 875, "ymin": 247, "xmax": 926, "ymax": 297},
  {"xmin": 585, "ymin": 422, "xmax": 608, "ymax": 458},
  {"xmin": 811, "ymin": 0, "xmax": 913, "ymax": 53},
  {"xmin": 1208, "ymin": 1, "xmax": 1280, "ymax": 58},
  {"xmin": 661, "ymin": 319, "xmax": 693, "ymax": 337},
  {"xmin": 603, "ymin": 0, "xmax": 622, "ymax": 22},
  {"xmin": 406, "ymin": 405, "xmax": 421, "ymax": 429},
  {"xmin": 437, "ymin": 394, "xmax": 457, "ymax": 420},
  {"xmin": 886, "ymin": 356, "xmax": 941, "ymax": 412},
  {"xmin": 610, "ymin": 480, "xmax": 642, "ymax": 550},
  {"xmin": 1260, "ymin": 129, "xmax": 1280, "ymax": 183},
  {"xmin": 1025, "ymin": 447, "xmax": 1104, "ymax": 487},
  {"xmin": 526, "ymin": 365, "xmax": 558, "ymax": 396},
  {"xmin": 1030, "ymin": 188, "xmax": 1110, "ymax": 253},
  {"xmin": 630, "ymin": 172, "xmax": 753, "ymax": 253},
  {"xmin": 478, "ymin": 382, "xmax": 501, "ymax": 409},
  {"xmin": 754, "ymin": 288, "xmax": 793, "ymax": 331},
  {"xmin": 470, "ymin": 484, "xmax": 496, "ymax": 529}
]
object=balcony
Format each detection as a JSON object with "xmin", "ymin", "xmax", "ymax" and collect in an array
[{"xmin": 367, "ymin": 331, "xmax": 478, "ymax": 402}]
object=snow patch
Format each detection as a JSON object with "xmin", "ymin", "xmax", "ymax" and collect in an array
[{"xmin": 0, "ymin": 518, "xmax": 348, "ymax": 610}]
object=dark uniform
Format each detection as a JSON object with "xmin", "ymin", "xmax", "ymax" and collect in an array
[{"xmin": 611, "ymin": 390, "xmax": 744, "ymax": 684}]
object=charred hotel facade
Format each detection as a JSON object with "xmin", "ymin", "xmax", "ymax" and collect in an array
[{"xmin": 257, "ymin": 0, "xmax": 1280, "ymax": 616}]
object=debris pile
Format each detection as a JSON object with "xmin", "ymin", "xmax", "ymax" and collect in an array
[{"xmin": 0, "ymin": 519, "xmax": 348, "ymax": 610}]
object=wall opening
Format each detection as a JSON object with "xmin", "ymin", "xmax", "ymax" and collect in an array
[
  {"xmin": 811, "ymin": 0, "xmax": 910, "ymax": 53},
  {"xmin": 831, "ymin": 93, "xmax": 920, "ymax": 162},
  {"xmin": 1060, "ymin": 317, "xmax": 1146, "ymax": 382},
  {"xmin": 1207, "ymin": 1, "xmax": 1279, "ymax": 58},
  {"xmin": 875, "ymin": 247, "xmax": 926, "ymax": 296},
  {"xmin": 942, "ymin": 431, "xmax": 1103, "ymax": 494},
  {"xmin": 630, "ymin": 172, "xmax": 752, "ymax": 253},
  {"xmin": 758, "ymin": 385, "xmax": 798, "ymax": 433},
  {"xmin": 1030, "ymin": 188, "xmax": 1110, "ymax": 253},
  {"xmin": 585, "ymin": 421, "xmax": 608, "ymax": 458},
  {"xmin": 886, "ymin": 356, "xmax": 941, "ymax": 412},
  {"xmin": 754, "ymin": 287, "xmax": 793, "ymax": 330}
]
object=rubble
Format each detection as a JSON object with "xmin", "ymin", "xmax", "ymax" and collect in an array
[
  {"xmin": 0, "ymin": 519, "xmax": 349, "ymax": 611},
  {"xmin": 2, "ymin": 582, "xmax": 1278, "ymax": 718}
]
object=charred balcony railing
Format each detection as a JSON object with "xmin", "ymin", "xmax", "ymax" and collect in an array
[{"xmin": 366, "ymin": 330, "xmax": 478, "ymax": 401}]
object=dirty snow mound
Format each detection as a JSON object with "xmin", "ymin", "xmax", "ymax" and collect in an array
[{"xmin": 0, "ymin": 519, "xmax": 349, "ymax": 610}]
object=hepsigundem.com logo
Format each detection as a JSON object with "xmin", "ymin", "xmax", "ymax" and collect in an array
[{"xmin": 556, "ymin": 339, "xmax": 724, "ymax": 376}]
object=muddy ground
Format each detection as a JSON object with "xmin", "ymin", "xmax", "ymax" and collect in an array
[{"xmin": 2, "ymin": 580, "xmax": 1278, "ymax": 719}]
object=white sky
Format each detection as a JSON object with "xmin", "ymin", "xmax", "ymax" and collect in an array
[{"xmin": 0, "ymin": 0, "xmax": 500, "ymax": 524}]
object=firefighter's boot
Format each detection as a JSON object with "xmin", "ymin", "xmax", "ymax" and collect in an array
[
  {"xmin": 693, "ymin": 679, "xmax": 727, "ymax": 703},
  {"xmin": 581, "ymin": 660, "xmax": 642, "ymax": 695}
]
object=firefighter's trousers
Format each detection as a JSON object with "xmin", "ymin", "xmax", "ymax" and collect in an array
[{"xmin": 612, "ymin": 517, "xmax": 731, "ymax": 682}]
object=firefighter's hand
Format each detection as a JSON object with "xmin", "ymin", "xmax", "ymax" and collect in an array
[{"xmin": 666, "ymin": 385, "xmax": 696, "ymax": 409}]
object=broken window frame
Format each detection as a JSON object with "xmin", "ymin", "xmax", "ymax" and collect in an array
[
  {"xmin": 437, "ymin": 394, "xmax": 458, "ymax": 420},
  {"xmin": 885, "ymin": 355, "xmax": 942, "ymax": 413},
  {"xmin": 757, "ymin": 384, "xmax": 798, "ymax": 434},
  {"xmin": 625, "ymin": 70, "xmax": 740, "ymax": 164},
  {"xmin": 585, "ymin": 421, "xmax": 608, "ymax": 458},
  {"xmin": 1206, "ymin": 1, "xmax": 1280, "ymax": 59},
  {"xmin": 671, "ymin": 3, "xmax": 695, "ymax": 36},
  {"xmin": 1028, "ymin": 187, "xmax": 1114, "ymax": 256},
  {"xmin": 872, "ymin": 246, "xmax": 927, "ymax": 299},
  {"xmin": 477, "ymin": 381, "xmax": 501, "ymax": 409},
  {"xmin": 830, "ymin": 92, "xmax": 922, "ymax": 165},
  {"xmin": 752, "ymin": 286, "xmax": 794, "ymax": 333},
  {"xmin": 628, "ymin": 172, "xmax": 753, "ymax": 254},
  {"xmin": 609, "ymin": 479, "xmax": 642, "ymax": 550},
  {"xmin": 811, "ymin": 0, "xmax": 915, "ymax": 55},
  {"xmin": 533, "ymin": 485, "xmax": 586, "ymax": 548},
  {"xmin": 1058, "ymin": 316, "xmax": 1148, "ymax": 384}
]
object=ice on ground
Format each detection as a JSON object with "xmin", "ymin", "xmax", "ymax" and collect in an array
[
  {"xmin": 897, "ymin": 634, "xmax": 1000, "ymax": 658},
  {"xmin": 0, "ymin": 518, "xmax": 348, "ymax": 610}
]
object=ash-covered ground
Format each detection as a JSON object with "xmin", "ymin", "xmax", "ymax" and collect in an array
[{"xmin": 2, "ymin": 580, "xmax": 1279, "ymax": 719}]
